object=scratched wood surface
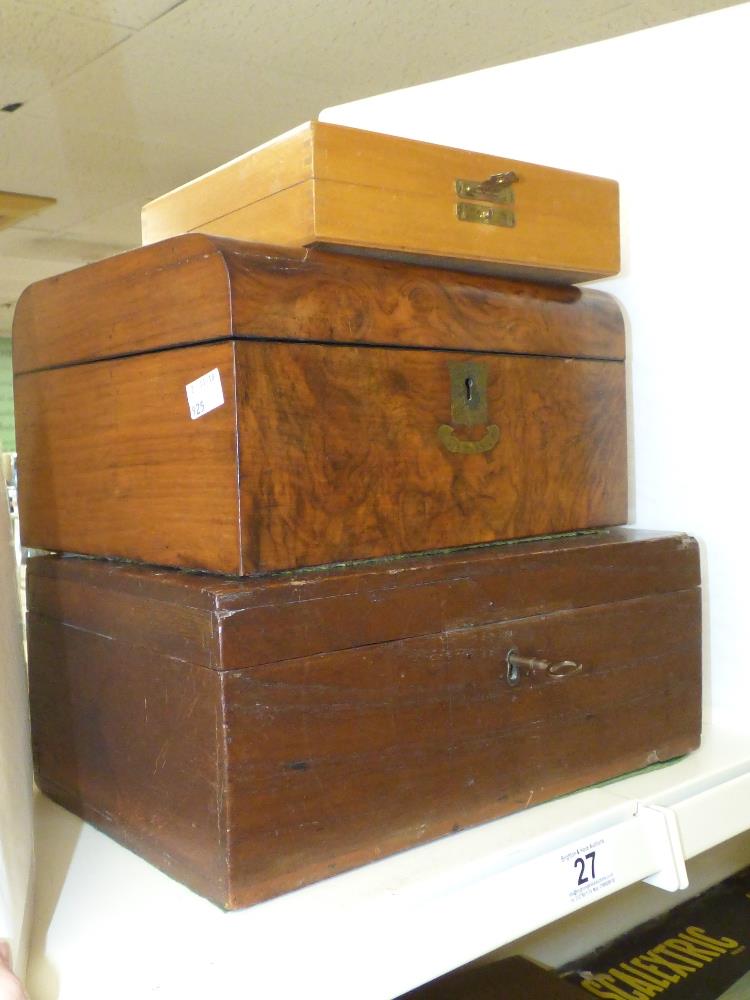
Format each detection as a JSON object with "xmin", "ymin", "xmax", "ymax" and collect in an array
[
  {"xmin": 142, "ymin": 121, "xmax": 620, "ymax": 284},
  {"xmin": 221, "ymin": 590, "xmax": 700, "ymax": 907},
  {"xmin": 27, "ymin": 530, "xmax": 699, "ymax": 671},
  {"xmin": 28, "ymin": 613, "xmax": 228, "ymax": 904},
  {"xmin": 15, "ymin": 336, "xmax": 626, "ymax": 574},
  {"xmin": 27, "ymin": 532, "xmax": 702, "ymax": 910},
  {"xmin": 12, "ymin": 234, "xmax": 624, "ymax": 376}
]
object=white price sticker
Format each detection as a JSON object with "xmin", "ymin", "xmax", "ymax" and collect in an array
[
  {"xmin": 558, "ymin": 837, "xmax": 616, "ymax": 907},
  {"xmin": 186, "ymin": 368, "xmax": 224, "ymax": 420}
]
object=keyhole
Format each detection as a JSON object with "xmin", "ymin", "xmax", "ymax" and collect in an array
[{"xmin": 465, "ymin": 376, "xmax": 474, "ymax": 402}]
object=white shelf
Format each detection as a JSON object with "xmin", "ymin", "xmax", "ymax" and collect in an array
[{"xmin": 27, "ymin": 712, "xmax": 750, "ymax": 1000}]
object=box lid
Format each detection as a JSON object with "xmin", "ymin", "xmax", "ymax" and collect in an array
[
  {"xmin": 141, "ymin": 121, "xmax": 620, "ymax": 285},
  {"xmin": 12, "ymin": 234, "xmax": 624, "ymax": 376},
  {"xmin": 27, "ymin": 530, "xmax": 700, "ymax": 672}
]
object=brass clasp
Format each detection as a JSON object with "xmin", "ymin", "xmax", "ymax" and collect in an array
[
  {"xmin": 455, "ymin": 171, "xmax": 518, "ymax": 227},
  {"xmin": 455, "ymin": 171, "xmax": 519, "ymax": 203}
]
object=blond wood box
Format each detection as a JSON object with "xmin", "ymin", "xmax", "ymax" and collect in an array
[{"xmin": 141, "ymin": 121, "xmax": 619, "ymax": 284}]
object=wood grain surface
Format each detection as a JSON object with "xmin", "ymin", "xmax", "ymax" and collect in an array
[
  {"xmin": 12, "ymin": 234, "xmax": 232, "ymax": 375},
  {"xmin": 141, "ymin": 122, "xmax": 314, "ymax": 246},
  {"xmin": 15, "ymin": 340, "xmax": 243, "ymax": 572},
  {"xmin": 223, "ymin": 239, "xmax": 625, "ymax": 359},
  {"xmin": 235, "ymin": 340, "xmax": 627, "ymax": 573},
  {"xmin": 28, "ymin": 613, "xmax": 228, "ymax": 903},
  {"xmin": 27, "ymin": 530, "xmax": 699, "ymax": 671},
  {"xmin": 16, "ymin": 337, "xmax": 626, "ymax": 574},
  {"xmin": 12, "ymin": 234, "xmax": 624, "ymax": 376},
  {"xmin": 26, "ymin": 532, "xmax": 702, "ymax": 910},
  {"xmin": 221, "ymin": 590, "xmax": 700, "ymax": 907},
  {"xmin": 196, "ymin": 182, "xmax": 316, "ymax": 252},
  {"xmin": 142, "ymin": 121, "xmax": 620, "ymax": 283}
]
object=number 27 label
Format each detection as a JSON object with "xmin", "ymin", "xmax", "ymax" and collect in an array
[
  {"xmin": 574, "ymin": 850, "xmax": 597, "ymax": 885},
  {"xmin": 560, "ymin": 838, "xmax": 616, "ymax": 906}
]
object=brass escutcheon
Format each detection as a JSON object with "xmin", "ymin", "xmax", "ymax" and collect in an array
[{"xmin": 438, "ymin": 360, "xmax": 500, "ymax": 455}]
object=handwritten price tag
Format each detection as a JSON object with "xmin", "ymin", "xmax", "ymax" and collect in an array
[{"xmin": 186, "ymin": 368, "xmax": 224, "ymax": 420}]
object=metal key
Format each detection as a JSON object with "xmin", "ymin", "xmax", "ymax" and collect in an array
[{"xmin": 506, "ymin": 648, "xmax": 583, "ymax": 687}]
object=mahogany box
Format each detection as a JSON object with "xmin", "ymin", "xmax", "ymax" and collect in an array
[
  {"xmin": 141, "ymin": 121, "xmax": 620, "ymax": 284},
  {"xmin": 27, "ymin": 529, "xmax": 702, "ymax": 910},
  {"xmin": 13, "ymin": 236, "xmax": 627, "ymax": 575}
]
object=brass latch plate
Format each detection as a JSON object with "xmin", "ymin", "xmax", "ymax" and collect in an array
[
  {"xmin": 455, "ymin": 170, "xmax": 518, "ymax": 228},
  {"xmin": 456, "ymin": 202, "xmax": 515, "ymax": 228}
]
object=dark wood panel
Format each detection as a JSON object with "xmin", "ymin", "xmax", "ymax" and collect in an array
[
  {"xmin": 28, "ymin": 613, "xmax": 227, "ymax": 903},
  {"xmin": 238, "ymin": 341, "xmax": 627, "ymax": 573},
  {"xmin": 27, "ymin": 568, "xmax": 701, "ymax": 910},
  {"xmin": 223, "ymin": 662, "xmax": 697, "ymax": 908},
  {"xmin": 222, "ymin": 591, "xmax": 700, "ymax": 770},
  {"xmin": 217, "ymin": 531, "xmax": 697, "ymax": 668},
  {"xmin": 27, "ymin": 552, "xmax": 222, "ymax": 608},
  {"xmin": 12, "ymin": 235, "xmax": 624, "ymax": 376},
  {"xmin": 27, "ymin": 571, "xmax": 217, "ymax": 667},
  {"xmin": 26, "ymin": 532, "xmax": 699, "ymax": 670}
]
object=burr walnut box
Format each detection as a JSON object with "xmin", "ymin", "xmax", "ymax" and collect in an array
[
  {"xmin": 27, "ymin": 530, "xmax": 702, "ymax": 910},
  {"xmin": 13, "ymin": 235, "xmax": 627, "ymax": 576},
  {"xmin": 141, "ymin": 121, "xmax": 620, "ymax": 284}
]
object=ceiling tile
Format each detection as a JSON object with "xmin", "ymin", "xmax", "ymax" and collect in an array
[
  {"xmin": 0, "ymin": 225, "xmax": 132, "ymax": 267},
  {"xmin": 0, "ymin": 250, "xmax": 81, "ymax": 290},
  {"xmin": 0, "ymin": 0, "xmax": 130, "ymax": 105},
  {"xmin": 0, "ymin": 111, "xmax": 233, "ymax": 233},
  {"xmin": 0, "ymin": 223, "xmax": 127, "ymax": 334},
  {"xmin": 0, "ymin": 243, "xmax": 84, "ymax": 334},
  {"xmin": 11, "ymin": 0, "xmax": 183, "ymax": 30},
  {"xmin": 20, "ymin": 28, "xmax": 341, "ymax": 165},
  {"xmin": 113, "ymin": 0, "xmax": 745, "ymax": 96},
  {"xmin": 60, "ymin": 197, "xmax": 145, "ymax": 250}
]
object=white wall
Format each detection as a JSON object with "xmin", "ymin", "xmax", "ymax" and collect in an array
[
  {"xmin": 0, "ymin": 490, "xmax": 33, "ymax": 976},
  {"xmin": 322, "ymin": 2, "xmax": 750, "ymax": 714}
]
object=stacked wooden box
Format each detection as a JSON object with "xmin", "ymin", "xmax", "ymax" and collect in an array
[{"xmin": 13, "ymin": 122, "xmax": 702, "ymax": 910}]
